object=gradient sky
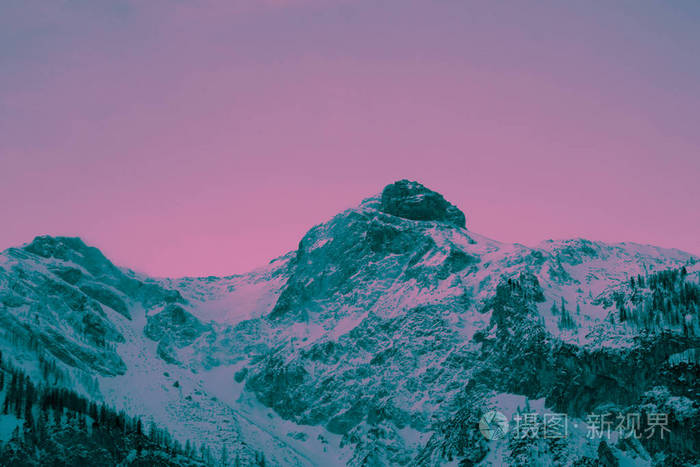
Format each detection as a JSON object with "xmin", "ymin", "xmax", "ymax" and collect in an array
[{"xmin": 1, "ymin": 1, "xmax": 699, "ymax": 277}]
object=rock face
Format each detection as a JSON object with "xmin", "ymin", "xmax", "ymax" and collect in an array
[
  {"xmin": 144, "ymin": 304, "xmax": 210, "ymax": 348},
  {"xmin": 0, "ymin": 236, "xmax": 189, "ymax": 377},
  {"xmin": 144, "ymin": 304, "xmax": 211, "ymax": 364},
  {"xmin": 380, "ymin": 180, "xmax": 466, "ymax": 228},
  {"xmin": 268, "ymin": 184, "xmax": 476, "ymax": 320}
]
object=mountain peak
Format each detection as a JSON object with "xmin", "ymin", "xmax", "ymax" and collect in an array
[
  {"xmin": 379, "ymin": 179, "xmax": 466, "ymax": 228},
  {"xmin": 23, "ymin": 235, "xmax": 89, "ymax": 257},
  {"xmin": 21, "ymin": 235, "xmax": 123, "ymax": 278}
]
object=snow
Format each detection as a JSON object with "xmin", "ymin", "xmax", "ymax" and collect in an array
[
  {"xmin": 162, "ymin": 257, "xmax": 289, "ymax": 326},
  {"xmin": 96, "ymin": 300, "xmax": 322, "ymax": 466}
]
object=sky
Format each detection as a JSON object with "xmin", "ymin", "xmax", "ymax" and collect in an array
[{"xmin": 1, "ymin": 1, "xmax": 699, "ymax": 277}]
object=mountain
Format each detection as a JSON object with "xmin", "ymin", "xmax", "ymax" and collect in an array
[{"xmin": 0, "ymin": 180, "xmax": 698, "ymax": 466}]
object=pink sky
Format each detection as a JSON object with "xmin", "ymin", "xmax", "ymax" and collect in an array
[{"xmin": 1, "ymin": 1, "xmax": 698, "ymax": 277}]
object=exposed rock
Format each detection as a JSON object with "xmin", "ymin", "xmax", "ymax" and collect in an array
[
  {"xmin": 24, "ymin": 236, "xmax": 121, "ymax": 279},
  {"xmin": 80, "ymin": 282, "xmax": 130, "ymax": 318},
  {"xmin": 380, "ymin": 180, "xmax": 466, "ymax": 228},
  {"xmin": 597, "ymin": 440, "xmax": 619, "ymax": 467},
  {"xmin": 144, "ymin": 304, "xmax": 210, "ymax": 349},
  {"xmin": 269, "ymin": 193, "xmax": 473, "ymax": 320}
]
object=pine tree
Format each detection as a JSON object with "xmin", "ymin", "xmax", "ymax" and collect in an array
[
  {"xmin": 550, "ymin": 302, "xmax": 558, "ymax": 316},
  {"xmin": 0, "ymin": 354, "xmax": 208, "ymax": 465},
  {"xmin": 52, "ymin": 406, "xmax": 62, "ymax": 426},
  {"xmin": 220, "ymin": 445, "xmax": 229, "ymax": 467}
]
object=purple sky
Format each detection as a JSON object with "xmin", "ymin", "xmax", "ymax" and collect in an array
[{"xmin": 1, "ymin": 1, "xmax": 699, "ymax": 277}]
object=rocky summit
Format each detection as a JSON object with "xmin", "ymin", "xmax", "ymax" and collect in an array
[
  {"xmin": 0, "ymin": 181, "xmax": 698, "ymax": 466},
  {"xmin": 380, "ymin": 179, "xmax": 466, "ymax": 228}
]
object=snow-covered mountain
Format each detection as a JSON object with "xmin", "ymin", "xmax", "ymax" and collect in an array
[{"xmin": 0, "ymin": 180, "xmax": 697, "ymax": 466}]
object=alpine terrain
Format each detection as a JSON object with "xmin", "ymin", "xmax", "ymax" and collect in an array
[{"xmin": 0, "ymin": 180, "xmax": 697, "ymax": 466}]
